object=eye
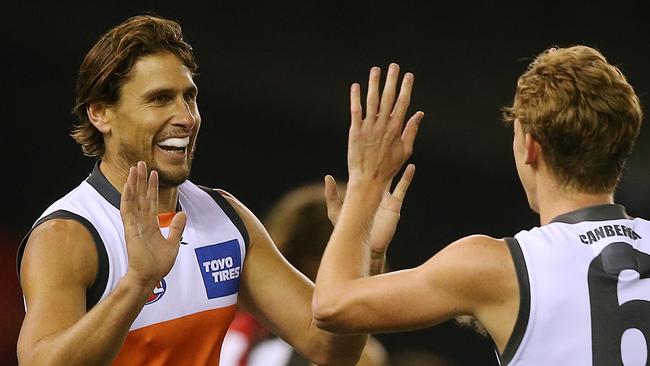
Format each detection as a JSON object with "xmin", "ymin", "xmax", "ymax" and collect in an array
[
  {"xmin": 184, "ymin": 91, "xmax": 198, "ymax": 103},
  {"xmin": 152, "ymin": 94, "xmax": 172, "ymax": 104}
]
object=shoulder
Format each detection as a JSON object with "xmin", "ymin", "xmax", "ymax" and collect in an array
[
  {"xmin": 426, "ymin": 235, "xmax": 512, "ymax": 279},
  {"xmin": 212, "ymin": 189, "xmax": 257, "ymax": 224},
  {"xmin": 212, "ymin": 189, "xmax": 256, "ymax": 227},
  {"xmin": 198, "ymin": 188, "xmax": 267, "ymax": 248},
  {"xmin": 214, "ymin": 189, "xmax": 246, "ymax": 212},
  {"xmin": 190, "ymin": 184, "xmax": 242, "ymax": 210},
  {"xmin": 21, "ymin": 218, "xmax": 98, "ymax": 292},
  {"xmin": 420, "ymin": 235, "xmax": 517, "ymax": 308},
  {"xmin": 434, "ymin": 235, "xmax": 511, "ymax": 267}
]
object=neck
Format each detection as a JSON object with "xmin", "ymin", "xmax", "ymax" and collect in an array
[
  {"xmin": 99, "ymin": 157, "xmax": 179, "ymax": 213},
  {"xmin": 535, "ymin": 174, "xmax": 614, "ymax": 225}
]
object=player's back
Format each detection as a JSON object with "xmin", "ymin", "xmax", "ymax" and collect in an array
[{"xmin": 504, "ymin": 204, "xmax": 650, "ymax": 366}]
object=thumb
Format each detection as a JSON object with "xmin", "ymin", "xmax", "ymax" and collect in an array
[
  {"xmin": 324, "ymin": 175, "xmax": 342, "ymax": 225},
  {"xmin": 167, "ymin": 211, "xmax": 187, "ymax": 244}
]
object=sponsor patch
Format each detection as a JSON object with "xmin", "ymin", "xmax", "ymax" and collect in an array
[
  {"xmin": 195, "ymin": 239, "xmax": 242, "ymax": 299},
  {"xmin": 145, "ymin": 279, "xmax": 167, "ymax": 305}
]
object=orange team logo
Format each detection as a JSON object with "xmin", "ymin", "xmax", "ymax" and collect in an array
[{"xmin": 145, "ymin": 279, "xmax": 167, "ymax": 305}]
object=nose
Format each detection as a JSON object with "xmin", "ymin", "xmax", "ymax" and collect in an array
[{"xmin": 171, "ymin": 97, "xmax": 198, "ymax": 130}]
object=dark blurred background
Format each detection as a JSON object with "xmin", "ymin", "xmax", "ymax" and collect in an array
[{"xmin": 2, "ymin": 1, "xmax": 648, "ymax": 365}]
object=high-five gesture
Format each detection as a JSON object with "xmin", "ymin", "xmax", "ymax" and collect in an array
[
  {"xmin": 313, "ymin": 64, "xmax": 423, "ymax": 324},
  {"xmin": 347, "ymin": 63, "xmax": 423, "ymax": 188},
  {"xmin": 120, "ymin": 161, "xmax": 187, "ymax": 290},
  {"xmin": 323, "ymin": 164, "xmax": 415, "ymax": 273}
]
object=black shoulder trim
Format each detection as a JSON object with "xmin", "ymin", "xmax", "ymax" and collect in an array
[
  {"xmin": 501, "ymin": 237, "xmax": 530, "ymax": 365},
  {"xmin": 551, "ymin": 204, "xmax": 629, "ymax": 224},
  {"xmin": 86, "ymin": 161, "xmax": 121, "ymax": 210},
  {"xmin": 197, "ymin": 186, "xmax": 250, "ymax": 250},
  {"xmin": 287, "ymin": 348, "xmax": 311, "ymax": 366},
  {"xmin": 17, "ymin": 210, "xmax": 109, "ymax": 310}
]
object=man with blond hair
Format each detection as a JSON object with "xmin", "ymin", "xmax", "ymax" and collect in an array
[{"xmin": 313, "ymin": 46, "xmax": 647, "ymax": 365}]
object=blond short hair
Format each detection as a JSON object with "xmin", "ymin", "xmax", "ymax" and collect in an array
[{"xmin": 503, "ymin": 45, "xmax": 643, "ymax": 193}]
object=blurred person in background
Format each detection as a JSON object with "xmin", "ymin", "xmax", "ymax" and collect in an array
[{"xmin": 222, "ymin": 182, "xmax": 392, "ymax": 366}]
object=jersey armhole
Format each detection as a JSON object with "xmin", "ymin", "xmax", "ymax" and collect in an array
[
  {"xmin": 197, "ymin": 186, "xmax": 250, "ymax": 250},
  {"xmin": 500, "ymin": 237, "xmax": 531, "ymax": 365},
  {"xmin": 17, "ymin": 210, "xmax": 109, "ymax": 310}
]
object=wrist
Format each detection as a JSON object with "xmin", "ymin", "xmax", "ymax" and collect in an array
[
  {"xmin": 345, "ymin": 178, "xmax": 385, "ymax": 205},
  {"xmin": 121, "ymin": 271, "xmax": 157, "ymax": 301},
  {"xmin": 346, "ymin": 176, "xmax": 386, "ymax": 193}
]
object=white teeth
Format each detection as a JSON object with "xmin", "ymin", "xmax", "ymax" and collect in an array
[{"xmin": 157, "ymin": 137, "xmax": 190, "ymax": 148}]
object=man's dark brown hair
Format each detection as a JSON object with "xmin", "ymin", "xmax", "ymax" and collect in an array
[{"xmin": 71, "ymin": 14, "xmax": 198, "ymax": 157}]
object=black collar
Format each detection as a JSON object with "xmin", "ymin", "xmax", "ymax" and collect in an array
[
  {"xmin": 550, "ymin": 204, "xmax": 630, "ymax": 224},
  {"xmin": 87, "ymin": 161, "xmax": 122, "ymax": 210},
  {"xmin": 86, "ymin": 161, "xmax": 181, "ymax": 212}
]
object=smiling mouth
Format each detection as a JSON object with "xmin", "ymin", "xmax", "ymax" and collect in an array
[
  {"xmin": 157, "ymin": 137, "xmax": 190, "ymax": 155},
  {"xmin": 157, "ymin": 145, "xmax": 187, "ymax": 154}
]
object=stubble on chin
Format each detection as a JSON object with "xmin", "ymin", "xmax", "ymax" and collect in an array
[
  {"xmin": 119, "ymin": 144, "xmax": 189, "ymax": 188},
  {"xmin": 157, "ymin": 149, "xmax": 195, "ymax": 188},
  {"xmin": 158, "ymin": 168, "xmax": 190, "ymax": 188},
  {"xmin": 117, "ymin": 142, "xmax": 193, "ymax": 188}
]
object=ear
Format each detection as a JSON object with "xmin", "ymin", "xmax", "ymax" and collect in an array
[
  {"xmin": 86, "ymin": 102, "xmax": 112, "ymax": 134},
  {"xmin": 524, "ymin": 133, "xmax": 541, "ymax": 166}
]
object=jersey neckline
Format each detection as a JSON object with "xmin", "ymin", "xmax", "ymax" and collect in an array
[
  {"xmin": 86, "ymin": 160, "xmax": 181, "ymax": 212},
  {"xmin": 550, "ymin": 204, "xmax": 630, "ymax": 225}
]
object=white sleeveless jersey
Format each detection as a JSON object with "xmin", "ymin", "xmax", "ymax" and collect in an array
[
  {"xmin": 18, "ymin": 163, "xmax": 249, "ymax": 365},
  {"xmin": 501, "ymin": 204, "xmax": 650, "ymax": 366}
]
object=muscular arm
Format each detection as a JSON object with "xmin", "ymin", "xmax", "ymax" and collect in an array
[
  {"xmin": 17, "ymin": 220, "xmax": 152, "ymax": 366},
  {"xmin": 313, "ymin": 231, "xmax": 519, "ymax": 349},
  {"xmin": 221, "ymin": 192, "xmax": 366, "ymax": 366},
  {"xmin": 18, "ymin": 162, "xmax": 186, "ymax": 365}
]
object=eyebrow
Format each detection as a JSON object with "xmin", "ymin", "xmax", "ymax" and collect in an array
[{"xmin": 140, "ymin": 85, "xmax": 198, "ymax": 101}]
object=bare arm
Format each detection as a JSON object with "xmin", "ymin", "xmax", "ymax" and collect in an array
[
  {"xmin": 312, "ymin": 65, "xmax": 519, "ymax": 351},
  {"xmin": 312, "ymin": 63, "xmax": 421, "ymax": 325},
  {"xmin": 313, "ymin": 235, "xmax": 517, "ymax": 338},
  {"xmin": 18, "ymin": 220, "xmax": 152, "ymax": 365},
  {"xmin": 17, "ymin": 162, "xmax": 186, "ymax": 365},
  {"xmin": 220, "ymin": 192, "xmax": 366, "ymax": 366}
]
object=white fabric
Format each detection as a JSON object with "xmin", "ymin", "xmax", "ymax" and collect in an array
[
  {"xmin": 508, "ymin": 216, "xmax": 650, "ymax": 365},
  {"xmin": 34, "ymin": 179, "xmax": 247, "ymax": 330}
]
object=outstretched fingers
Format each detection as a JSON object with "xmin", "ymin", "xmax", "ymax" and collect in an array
[
  {"xmin": 380, "ymin": 164, "xmax": 415, "ymax": 213},
  {"xmin": 167, "ymin": 211, "xmax": 187, "ymax": 245},
  {"xmin": 120, "ymin": 161, "xmax": 165, "ymax": 239},
  {"xmin": 147, "ymin": 169, "xmax": 159, "ymax": 216},
  {"xmin": 391, "ymin": 72, "xmax": 414, "ymax": 126},
  {"xmin": 392, "ymin": 164, "xmax": 415, "ymax": 202},
  {"xmin": 401, "ymin": 111, "xmax": 424, "ymax": 156},
  {"xmin": 378, "ymin": 63, "xmax": 400, "ymax": 122},
  {"xmin": 324, "ymin": 175, "xmax": 342, "ymax": 225},
  {"xmin": 365, "ymin": 67, "xmax": 381, "ymax": 124},
  {"xmin": 350, "ymin": 83, "xmax": 362, "ymax": 131},
  {"xmin": 120, "ymin": 166, "xmax": 138, "ymax": 227},
  {"xmin": 347, "ymin": 65, "xmax": 422, "ymax": 185},
  {"xmin": 136, "ymin": 161, "xmax": 148, "ymax": 208}
]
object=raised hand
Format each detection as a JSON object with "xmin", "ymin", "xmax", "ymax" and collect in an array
[
  {"xmin": 347, "ymin": 63, "xmax": 423, "ymax": 188},
  {"xmin": 324, "ymin": 164, "xmax": 415, "ymax": 258},
  {"xmin": 120, "ymin": 161, "xmax": 187, "ymax": 289}
]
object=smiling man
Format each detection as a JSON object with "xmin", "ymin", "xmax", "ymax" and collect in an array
[{"xmin": 14, "ymin": 15, "xmax": 399, "ymax": 366}]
